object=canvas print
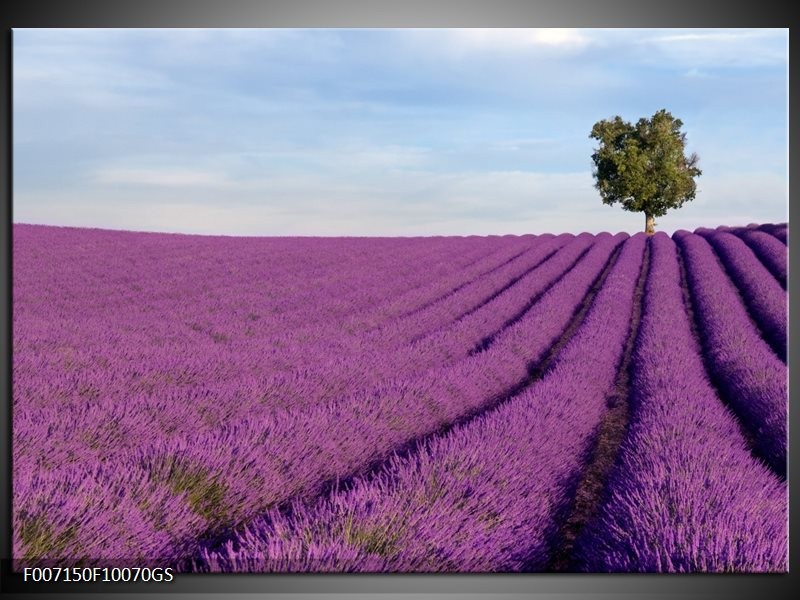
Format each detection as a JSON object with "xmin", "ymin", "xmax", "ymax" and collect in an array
[{"xmin": 12, "ymin": 28, "xmax": 788, "ymax": 573}]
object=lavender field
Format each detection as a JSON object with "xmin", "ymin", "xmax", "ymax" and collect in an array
[{"xmin": 12, "ymin": 222, "xmax": 788, "ymax": 573}]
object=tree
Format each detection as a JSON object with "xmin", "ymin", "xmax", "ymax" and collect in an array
[{"xmin": 589, "ymin": 109, "xmax": 701, "ymax": 234}]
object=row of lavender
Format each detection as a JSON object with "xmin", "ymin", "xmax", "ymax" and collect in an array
[
  {"xmin": 12, "ymin": 231, "xmax": 608, "ymax": 473},
  {"xmin": 13, "ymin": 225, "xmax": 542, "ymax": 458},
  {"xmin": 13, "ymin": 227, "xmax": 564, "ymax": 448},
  {"xmin": 675, "ymin": 230, "xmax": 787, "ymax": 475},
  {"xmin": 12, "ymin": 223, "xmax": 787, "ymax": 570},
  {"xmin": 195, "ymin": 233, "xmax": 648, "ymax": 571},
  {"xmin": 575, "ymin": 233, "xmax": 786, "ymax": 571},
  {"xmin": 13, "ymin": 225, "xmax": 624, "ymax": 564},
  {"xmin": 247, "ymin": 234, "xmax": 595, "ymax": 411},
  {"xmin": 14, "ymin": 225, "xmax": 540, "ymax": 562},
  {"xmin": 196, "ymin": 229, "xmax": 787, "ymax": 573},
  {"xmin": 695, "ymin": 228, "xmax": 786, "ymax": 360}
]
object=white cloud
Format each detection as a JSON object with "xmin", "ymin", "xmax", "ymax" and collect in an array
[
  {"xmin": 684, "ymin": 67, "xmax": 709, "ymax": 78},
  {"xmin": 406, "ymin": 28, "xmax": 592, "ymax": 57},
  {"xmin": 637, "ymin": 28, "xmax": 787, "ymax": 68},
  {"xmin": 87, "ymin": 143, "xmax": 435, "ymax": 192},
  {"xmin": 489, "ymin": 138, "xmax": 555, "ymax": 151},
  {"xmin": 14, "ymin": 169, "xmax": 605, "ymax": 236},
  {"xmin": 92, "ymin": 167, "xmax": 235, "ymax": 188},
  {"xmin": 650, "ymin": 30, "xmax": 781, "ymax": 44},
  {"xmin": 694, "ymin": 171, "xmax": 788, "ymax": 212},
  {"xmin": 311, "ymin": 144, "xmax": 433, "ymax": 170},
  {"xmin": 14, "ymin": 31, "xmax": 173, "ymax": 109},
  {"xmin": 144, "ymin": 28, "xmax": 338, "ymax": 68},
  {"xmin": 461, "ymin": 28, "xmax": 590, "ymax": 49}
]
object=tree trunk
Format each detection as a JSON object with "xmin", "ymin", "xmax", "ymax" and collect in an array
[{"xmin": 645, "ymin": 213, "xmax": 655, "ymax": 235}]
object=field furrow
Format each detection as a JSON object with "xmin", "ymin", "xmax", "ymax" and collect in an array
[
  {"xmin": 696, "ymin": 229, "xmax": 787, "ymax": 360},
  {"xmin": 370, "ymin": 234, "xmax": 570, "ymax": 347},
  {"xmin": 14, "ymin": 231, "xmax": 627, "ymax": 565},
  {"xmin": 574, "ymin": 233, "xmax": 787, "ymax": 572},
  {"xmin": 673, "ymin": 230, "xmax": 787, "ymax": 476},
  {"xmin": 757, "ymin": 223, "xmax": 788, "ymax": 245},
  {"xmin": 355, "ymin": 236, "xmax": 539, "ymax": 329},
  {"xmin": 547, "ymin": 236, "xmax": 649, "ymax": 571},
  {"xmin": 192, "ymin": 234, "xmax": 647, "ymax": 572},
  {"xmin": 247, "ymin": 234, "xmax": 593, "ymax": 410},
  {"xmin": 733, "ymin": 228, "xmax": 787, "ymax": 288}
]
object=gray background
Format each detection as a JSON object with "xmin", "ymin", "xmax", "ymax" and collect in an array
[{"xmin": 0, "ymin": 1, "xmax": 794, "ymax": 598}]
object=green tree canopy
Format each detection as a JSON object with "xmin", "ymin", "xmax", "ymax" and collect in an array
[{"xmin": 590, "ymin": 109, "xmax": 701, "ymax": 234}]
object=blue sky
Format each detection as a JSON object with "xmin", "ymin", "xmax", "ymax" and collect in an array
[{"xmin": 13, "ymin": 28, "xmax": 788, "ymax": 236}]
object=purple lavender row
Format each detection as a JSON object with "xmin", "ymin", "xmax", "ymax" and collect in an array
[
  {"xmin": 766, "ymin": 224, "xmax": 788, "ymax": 244},
  {"xmin": 11, "ymin": 227, "xmax": 542, "ymax": 563},
  {"xmin": 194, "ymin": 234, "xmax": 648, "ymax": 572},
  {"xmin": 13, "ymin": 225, "xmax": 424, "ymax": 336},
  {"xmin": 673, "ymin": 230, "xmax": 787, "ymax": 475},
  {"xmin": 575, "ymin": 233, "xmax": 787, "ymax": 572},
  {"xmin": 13, "ymin": 456, "xmax": 207, "ymax": 567},
  {"xmin": 12, "ymin": 225, "xmax": 524, "ymax": 422},
  {"xmin": 13, "ymin": 234, "xmax": 626, "ymax": 563},
  {"xmin": 352, "ymin": 235, "xmax": 540, "ymax": 329},
  {"xmin": 205, "ymin": 235, "xmax": 559, "ymax": 407},
  {"xmin": 337, "ymin": 236, "xmax": 522, "ymax": 327},
  {"xmin": 14, "ymin": 224, "xmax": 509, "ymax": 335},
  {"xmin": 699, "ymin": 222, "xmax": 788, "ymax": 248},
  {"xmin": 337, "ymin": 235, "xmax": 536, "ymax": 330},
  {"xmin": 733, "ymin": 229, "xmax": 787, "ymax": 287},
  {"xmin": 236, "ymin": 234, "xmax": 513, "ymax": 330},
  {"xmin": 246, "ymin": 234, "xmax": 592, "ymax": 411},
  {"xmin": 367, "ymin": 234, "xmax": 570, "ymax": 347},
  {"xmin": 155, "ymin": 232, "xmax": 627, "ymax": 563},
  {"xmin": 406, "ymin": 233, "xmax": 595, "ymax": 358},
  {"xmin": 12, "ymin": 233, "xmax": 613, "ymax": 476},
  {"xmin": 695, "ymin": 229, "xmax": 786, "ymax": 361},
  {"xmin": 755, "ymin": 222, "xmax": 788, "ymax": 245},
  {"xmin": 13, "ymin": 233, "xmax": 581, "ymax": 465},
  {"xmin": 15, "ymin": 226, "xmax": 532, "ymax": 382}
]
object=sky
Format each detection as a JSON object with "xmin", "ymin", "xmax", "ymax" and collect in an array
[{"xmin": 13, "ymin": 28, "xmax": 788, "ymax": 236}]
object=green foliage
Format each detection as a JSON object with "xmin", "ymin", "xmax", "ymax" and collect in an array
[
  {"xmin": 340, "ymin": 514, "xmax": 405, "ymax": 557},
  {"xmin": 590, "ymin": 109, "xmax": 701, "ymax": 230},
  {"xmin": 19, "ymin": 514, "xmax": 78, "ymax": 559},
  {"xmin": 168, "ymin": 466, "xmax": 228, "ymax": 522},
  {"xmin": 155, "ymin": 456, "xmax": 229, "ymax": 523}
]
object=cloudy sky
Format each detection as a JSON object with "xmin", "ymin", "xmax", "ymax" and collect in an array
[{"xmin": 13, "ymin": 28, "xmax": 788, "ymax": 236}]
